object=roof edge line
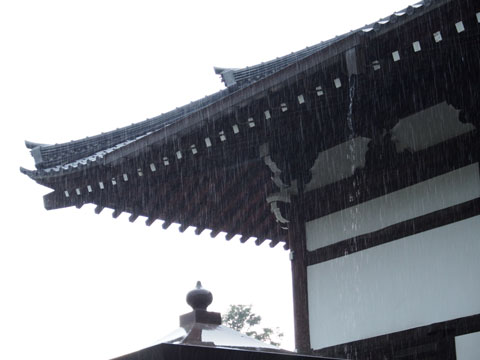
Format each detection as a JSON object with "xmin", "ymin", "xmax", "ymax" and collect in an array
[
  {"xmin": 25, "ymin": 140, "xmax": 50, "ymax": 149},
  {"xmin": 102, "ymin": 33, "xmax": 364, "ymax": 166}
]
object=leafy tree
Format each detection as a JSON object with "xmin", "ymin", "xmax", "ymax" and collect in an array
[{"xmin": 222, "ymin": 304, "xmax": 283, "ymax": 347}]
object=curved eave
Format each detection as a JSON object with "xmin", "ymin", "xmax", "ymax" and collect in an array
[
  {"xmin": 33, "ymin": 148, "xmax": 289, "ymax": 248},
  {"xmin": 216, "ymin": 0, "xmax": 443, "ymax": 87},
  {"xmin": 22, "ymin": 29, "xmax": 363, "ymax": 179},
  {"xmin": 27, "ymin": 88, "xmax": 232, "ymax": 170},
  {"xmin": 20, "ymin": 167, "xmax": 45, "ymax": 182},
  {"xmin": 20, "ymin": 151, "xmax": 106, "ymax": 182},
  {"xmin": 83, "ymin": 35, "xmax": 365, "ymax": 169},
  {"xmin": 22, "ymin": 0, "xmax": 446, "ymax": 174}
]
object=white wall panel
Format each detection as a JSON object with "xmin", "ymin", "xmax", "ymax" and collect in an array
[
  {"xmin": 456, "ymin": 332, "xmax": 480, "ymax": 360},
  {"xmin": 306, "ymin": 163, "xmax": 480, "ymax": 251},
  {"xmin": 307, "ymin": 216, "xmax": 480, "ymax": 350},
  {"xmin": 390, "ymin": 102, "xmax": 475, "ymax": 152}
]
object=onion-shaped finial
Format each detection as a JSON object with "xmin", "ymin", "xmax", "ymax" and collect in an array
[{"xmin": 186, "ymin": 281, "xmax": 213, "ymax": 311}]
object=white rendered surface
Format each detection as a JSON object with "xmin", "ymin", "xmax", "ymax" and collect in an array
[
  {"xmin": 456, "ymin": 332, "xmax": 480, "ymax": 360},
  {"xmin": 305, "ymin": 137, "xmax": 371, "ymax": 192},
  {"xmin": 391, "ymin": 102, "xmax": 475, "ymax": 153},
  {"xmin": 307, "ymin": 216, "xmax": 480, "ymax": 350},
  {"xmin": 306, "ymin": 163, "xmax": 480, "ymax": 251}
]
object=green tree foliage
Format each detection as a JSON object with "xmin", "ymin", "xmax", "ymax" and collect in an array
[{"xmin": 222, "ymin": 304, "xmax": 284, "ymax": 347}]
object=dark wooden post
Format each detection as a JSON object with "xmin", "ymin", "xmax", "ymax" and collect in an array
[{"xmin": 288, "ymin": 194, "xmax": 311, "ymax": 354}]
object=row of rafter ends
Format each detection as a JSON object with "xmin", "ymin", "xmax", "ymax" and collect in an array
[
  {"xmin": 88, "ymin": 204, "xmax": 288, "ymax": 250},
  {"xmin": 23, "ymin": 0, "xmax": 434, "ymax": 167},
  {"xmin": 24, "ymin": 7, "xmax": 479, "ymax": 178},
  {"xmin": 29, "ymin": 0, "xmax": 471, "ymax": 173}
]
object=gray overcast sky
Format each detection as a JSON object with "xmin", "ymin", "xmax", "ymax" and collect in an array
[{"xmin": 0, "ymin": 0, "xmax": 414, "ymax": 359}]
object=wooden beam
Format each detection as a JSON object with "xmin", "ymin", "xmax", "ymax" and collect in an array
[
  {"xmin": 238, "ymin": 209, "xmax": 287, "ymax": 247},
  {"xmin": 239, "ymin": 235, "xmax": 251, "ymax": 243},
  {"xmin": 307, "ymin": 196, "xmax": 480, "ymax": 266},
  {"xmin": 240, "ymin": 208, "xmax": 276, "ymax": 245},
  {"xmin": 194, "ymin": 227, "xmax": 205, "ymax": 235},
  {"xmin": 112, "ymin": 209, "xmax": 122, "ymax": 218},
  {"xmin": 145, "ymin": 217, "xmax": 157, "ymax": 226},
  {"xmin": 157, "ymin": 170, "xmax": 201, "ymax": 221},
  {"xmin": 178, "ymin": 223, "xmax": 189, "ymax": 233},
  {"xmin": 199, "ymin": 163, "xmax": 265, "ymax": 237},
  {"xmin": 250, "ymin": 202, "xmax": 287, "ymax": 246},
  {"xmin": 289, "ymin": 194, "xmax": 311, "ymax": 354},
  {"xmin": 162, "ymin": 166, "xmax": 220, "ymax": 236},
  {"xmin": 162, "ymin": 219, "xmax": 173, "ymax": 230},
  {"xmin": 269, "ymin": 239, "xmax": 281, "ymax": 248},
  {"xmin": 207, "ymin": 164, "xmax": 268, "ymax": 238},
  {"xmin": 254, "ymin": 237, "xmax": 267, "ymax": 246},
  {"xmin": 131, "ymin": 167, "xmax": 181, "ymax": 225},
  {"xmin": 43, "ymin": 189, "xmax": 81, "ymax": 210},
  {"xmin": 314, "ymin": 314, "xmax": 480, "ymax": 359},
  {"xmin": 304, "ymin": 133, "xmax": 479, "ymax": 222},
  {"xmin": 209, "ymin": 229, "xmax": 221, "ymax": 238},
  {"xmin": 345, "ymin": 46, "xmax": 365, "ymax": 76},
  {"xmin": 225, "ymin": 232, "xmax": 236, "ymax": 241}
]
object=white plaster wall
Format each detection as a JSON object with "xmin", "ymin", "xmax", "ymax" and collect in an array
[
  {"xmin": 391, "ymin": 102, "xmax": 475, "ymax": 153},
  {"xmin": 305, "ymin": 137, "xmax": 371, "ymax": 192},
  {"xmin": 456, "ymin": 332, "xmax": 480, "ymax": 360},
  {"xmin": 307, "ymin": 216, "xmax": 480, "ymax": 350},
  {"xmin": 306, "ymin": 163, "xmax": 480, "ymax": 251}
]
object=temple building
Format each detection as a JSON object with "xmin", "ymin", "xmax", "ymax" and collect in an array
[{"xmin": 22, "ymin": 0, "xmax": 480, "ymax": 359}]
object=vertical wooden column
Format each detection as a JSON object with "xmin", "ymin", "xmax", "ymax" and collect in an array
[{"xmin": 288, "ymin": 194, "xmax": 311, "ymax": 354}]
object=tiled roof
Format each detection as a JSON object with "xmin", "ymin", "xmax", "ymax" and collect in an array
[
  {"xmin": 23, "ymin": 0, "xmax": 443, "ymax": 177},
  {"xmin": 213, "ymin": 33, "xmax": 352, "ymax": 88},
  {"xmin": 215, "ymin": 0, "xmax": 437, "ymax": 88},
  {"xmin": 26, "ymin": 88, "xmax": 231, "ymax": 171}
]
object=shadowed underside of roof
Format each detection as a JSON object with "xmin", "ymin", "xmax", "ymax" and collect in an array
[{"xmin": 19, "ymin": 0, "xmax": 476, "ymax": 249}]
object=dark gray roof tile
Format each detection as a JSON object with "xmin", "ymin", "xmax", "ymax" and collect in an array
[
  {"xmin": 216, "ymin": 0, "xmax": 438, "ymax": 88},
  {"xmin": 24, "ymin": 0, "xmax": 445, "ymax": 176},
  {"xmin": 27, "ymin": 88, "xmax": 232, "ymax": 170}
]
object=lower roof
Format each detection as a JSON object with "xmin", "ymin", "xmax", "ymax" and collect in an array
[{"xmin": 111, "ymin": 342, "xmax": 339, "ymax": 360}]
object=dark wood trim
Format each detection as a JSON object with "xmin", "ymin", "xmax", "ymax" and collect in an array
[
  {"xmin": 307, "ymin": 197, "xmax": 480, "ymax": 266},
  {"xmin": 289, "ymin": 195, "xmax": 311, "ymax": 353},
  {"xmin": 103, "ymin": 33, "xmax": 362, "ymax": 167},
  {"xmin": 303, "ymin": 133, "xmax": 479, "ymax": 223},
  {"xmin": 114, "ymin": 342, "xmax": 340, "ymax": 360},
  {"xmin": 312, "ymin": 313, "xmax": 480, "ymax": 360}
]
